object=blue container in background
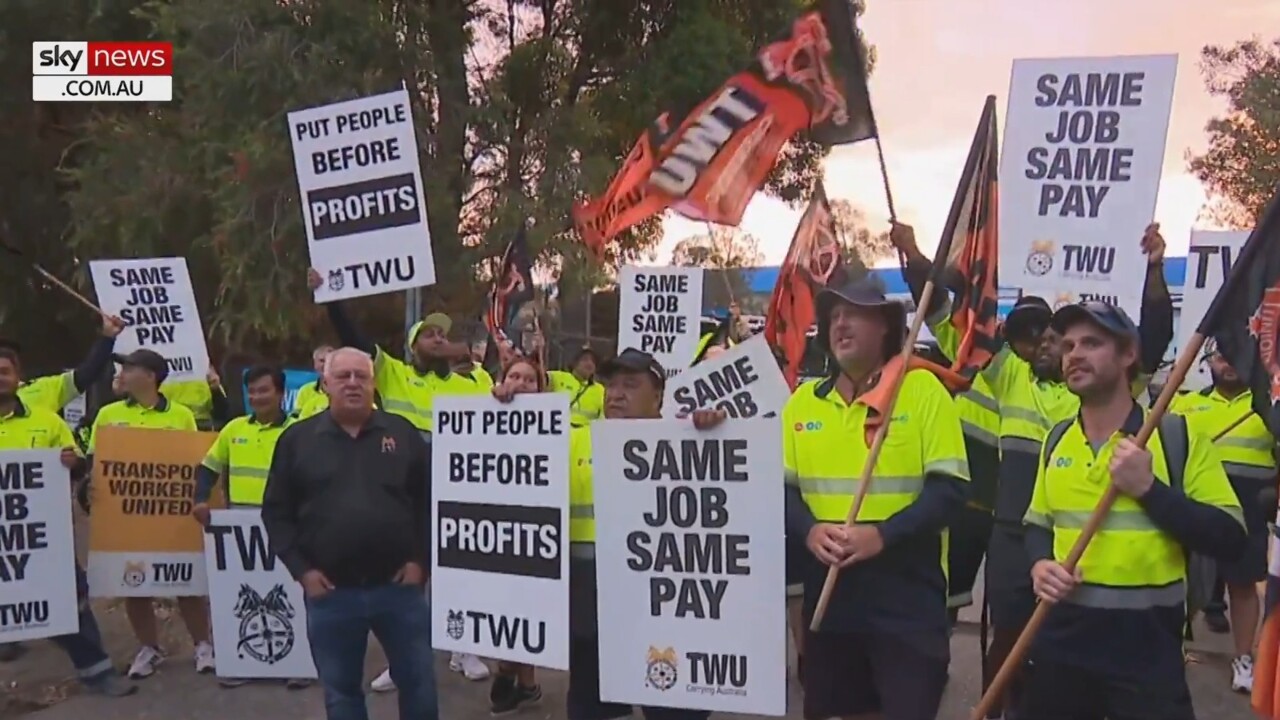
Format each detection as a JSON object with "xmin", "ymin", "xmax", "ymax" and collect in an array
[{"xmin": 241, "ymin": 368, "xmax": 318, "ymax": 415}]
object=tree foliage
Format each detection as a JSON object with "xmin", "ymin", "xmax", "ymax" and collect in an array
[
  {"xmin": 2, "ymin": 0, "xmax": 866, "ymax": 367},
  {"xmin": 1188, "ymin": 38, "xmax": 1280, "ymax": 226},
  {"xmin": 829, "ymin": 198, "xmax": 892, "ymax": 270},
  {"xmin": 670, "ymin": 226, "xmax": 764, "ymax": 309}
]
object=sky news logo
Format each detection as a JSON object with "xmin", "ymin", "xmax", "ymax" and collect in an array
[{"xmin": 32, "ymin": 41, "xmax": 173, "ymax": 102}]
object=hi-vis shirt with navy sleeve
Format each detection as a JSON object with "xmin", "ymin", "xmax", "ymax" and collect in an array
[
  {"xmin": 1024, "ymin": 407, "xmax": 1243, "ymax": 675},
  {"xmin": 17, "ymin": 371, "xmax": 78, "ymax": 413},
  {"xmin": 0, "ymin": 400, "xmax": 78, "ymax": 451},
  {"xmin": 783, "ymin": 367, "xmax": 969, "ymax": 631},
  {"xmin": 201, "ymin": 415, "xmax": 292, "ymax": 505},
  {"xmin": 1170, "ymin": 389, "xmax": 1275, "ymax": 481},
  {"xmin": 372, "ymin": 350, "xmax": 490, "ymax": 432}
]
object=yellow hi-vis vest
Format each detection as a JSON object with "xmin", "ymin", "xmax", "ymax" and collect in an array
[
  {"xmin": 373, "ymin": 348, "xmax": 489, "ymax": 431},
  {"xmin": 17, "ymin": 371, "xmax": 78, "ymax": 413},
  {"xmin": 782, "ymin": 368, "xmax": 970, "ymax": 524},
  {"xmin": 568, "ymin": 426, "xmax": 595, "ymax": 557},
  {"xmin": 548, "ymin": 371, "xmax": 605, "ymax": 427},
  {"xmin": 955, "ymin": 374, "xmax": 1000, "ymax": 510},
  {"xmin": 1025, "ymin": 409, "xmax": 1243, "ymax": 609},
  {"xmin": 1171, "ymin": 389, "xmax": 1276, "ymax": 481},
  {"xmin": 201, "ymin": 414, "xmax": 291, "ymax": 505}
]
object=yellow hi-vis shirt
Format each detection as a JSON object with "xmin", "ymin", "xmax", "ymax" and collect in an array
[
  {"xmin": 17, "ymin": 371, "xmax": 78, "ymax": 413},
  {"xmin": 88, "ymin": 395, "xmax": 197, "ymax": 453},
  {"xmin": 568, "ymin": 425, "xmax": 595, "ymax": 552},
  {"xmin": 201, "ymin": 414, "xmax": 290, "ymax": 505},
  {"xmin": 293, "ymin": 380, "xmax": 328, "ymax": 419},
  {"xmin": 372, "ymin": 349, "xmax": 489, "ymax": 432},
  {"xmin": 0, "ymin": 400, "xmax": 77, "ymax": 451},
  {"xmin": 930, "ymin": 303, "xmax": 1148, "ymax": 524},
  {"xmin": 955, "ymin": 374, "xmax": 1001, "ymax": 511},
  {"xmin": 1024, "ymin": 406, "xmax": 1243, "ymax": 672},
  {"xmin": 1171, "ymin": 389, "xmax": 1276, "ymax": 481},
  {"xmin": 548, "ymin": 371, "xmax": 605, "ymax": 427},
  {"xmin": 163, "ymin": 379, "xmax": 219, "ymax": 430}
]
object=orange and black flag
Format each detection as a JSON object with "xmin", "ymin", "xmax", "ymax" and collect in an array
[
  {"xmin": 764, "ymin": 182, "xmax": 856, "ymax": 388},
  {"xmin": 918, "ymin": 95, "xmax": 1001, "ymax": 391},
  {"xmin": 485, "ymin": 226, "xmax": 535, "ymax": 347},
  {"xmin": 572, "ymin": 0, "xmax": 877, "ymax": 257}
]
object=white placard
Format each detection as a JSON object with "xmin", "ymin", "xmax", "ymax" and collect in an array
[
  {"xmin": 0, "ymin": 450, "xmax": 79, "ymax": 642},
  {"xmin": 663, "ymin": 336, "xmax": 790, "ymax": 420},
  {"xmin": 204, "ymin": 509, "xmax": 317, "ymax": 679},
  {"xmin": 288, "ymin": 89, "xmax": 436, "ymax": 302},
  {"xmin": 618, "ymin": 266, "xmax": 703, "ymax": 377},
  {"xmin": 90, "ymin": 257, "xmax": 210, "ymax": 382},
  {"xmin": 592, "ymin": 419, "xmax": 786, "ymax": 716},
  {"xmin": 1180, "ymin": 230, "xmax": 1251, "ymax": 390},
  {"xmin": 430, "ymin": 394, "xmax": 570, "ymax": 670},
  {"xmin": 62, "ymin": 393, "xmax": 86, "ymax": 429},
  {"xmin": 1000, "ymin": 55, "xmax": 1178, "ymax": 317}
]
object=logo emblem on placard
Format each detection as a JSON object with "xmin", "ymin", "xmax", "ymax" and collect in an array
[
  {"xmin": 445, "ymin": 610, "xmax": 466, "ymax": 641},
  {"xmin": 122, "ymin": 561, "xmax": 147, "ymax": 588},
  {"xmin": 1026, "ymin": 240, "xmax": 1055, "ymax": 277},
  {"xmin": 645, "ymin": 646, "xmax": 679, "ymax": 691},
  {"xmin": 327, "ymin": 269, "xmax": 345, "ymax": 292},
  {"xmin": 233, "ymin": 584, "xmax": 297, "ymax": 665},
  {"xmin": 1248, "ymin": 285, "xmax": 1280, "ymax": 403}
]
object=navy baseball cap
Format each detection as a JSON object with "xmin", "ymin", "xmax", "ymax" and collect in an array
[
  {"xmin": 113, "ymin": 349, "xmax": 170, "ymax": 384},
  {"xmin": 599, "ymin": 348, "xmax": 666, "ymax": 387},
  {"xmin": 1050, "ymin": 301, "xmax": 1139, "ymax": 343},
  {"xmin": 1004, "ymin": 296, "xmax": 1052, "ymax": 341}
]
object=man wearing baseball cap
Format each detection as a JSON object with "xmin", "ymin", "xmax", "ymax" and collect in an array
[
  {"xmin": 783, "ymin": 276, "xmax": 970, "ymax": 720},
  {"xmin": 1019, "ymin": 300, "xmax": 1244, "ymax": 719},
  {"xmin": 890, "ymin": 222, "xmax": 1174, "ymax": 716},
  {"xmin": 89, "ymin": 348, "xmax": 215, "ymax": 680},
  {"xmin": 548, "ymin": 344, "xmax": 604, "ymax": 427}
]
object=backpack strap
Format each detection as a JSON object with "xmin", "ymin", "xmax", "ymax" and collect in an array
[
  {"xmin": 1158, "ymin": 413, "xmax": 1189, "ymax": 493},
  {"xmin": 1041, "ymin": 419, "xmax": 1074, "ymax": 469}
]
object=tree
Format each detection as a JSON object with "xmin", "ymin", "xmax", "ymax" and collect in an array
[
  {"xmin": 829, "ymin": 198, "xmax": 892, "ymax": 271},
  {"xmin": 1187, "ymin": 38, "xmax": 1280, "ymax": 226},
  {"xmin": 670, "ymin": 226, "xmax": 764, "ymax": 309}
]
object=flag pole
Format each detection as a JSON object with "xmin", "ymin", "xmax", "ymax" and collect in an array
[
  {"xmin": 971, "ymin": 329, "xmax": 1208, "ymax": 720},
  {"xmin": 0, "ymin": 236, "xmax": 106, "ymax": 317},
  {"xmin": 808, "ymin": 278, "xmax": 938, "ymax": 630}
]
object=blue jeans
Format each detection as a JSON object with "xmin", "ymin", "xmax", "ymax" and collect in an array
[
  {"xmin": 306, "ymin": 583, "xmax": 438, "ymax": 720},
  {"xmin": 49, "ymin": 565, "xmax": 115, "ymax": 681}
]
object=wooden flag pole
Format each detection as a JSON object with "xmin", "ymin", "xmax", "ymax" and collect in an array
[
  {"xmin": 809, "ymin": 279, "xmax": 938, "ymax": 631},
  {"xmin": 971, "ymin": 330, "xmax": 1208, "ymax": 720},
  {"xmin": 31, "ymin": 265, "xmax": 107, "ymax": 317}
]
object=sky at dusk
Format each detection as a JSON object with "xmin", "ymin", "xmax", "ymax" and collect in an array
[{"xmin": 655, "ymin": 0, "xmax": 1278, "ymax": 267}]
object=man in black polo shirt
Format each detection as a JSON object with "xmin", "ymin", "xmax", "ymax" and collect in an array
[{"xmin": 262, "ymin": 347, "xmax": 438, "ymax": 720}]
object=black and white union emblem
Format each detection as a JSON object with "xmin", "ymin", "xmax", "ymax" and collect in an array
[
  {"xmin": 327, "ymin": 269, "xmax": 345, "ymax": 292},
  {"xmin": 234, "ymin": 584, "xmax": 296, "ymax": 665},
  {"xmin": 446, "ymin": 609, "xmax": 466, "ymax": 641}
]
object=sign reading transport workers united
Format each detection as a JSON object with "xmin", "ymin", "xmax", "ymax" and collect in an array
[
  {"xmin": 32, "ymin": 41, "xmax": 173, "ymax": 102},
  {"xmin": 88, "ymin": 426, "xmax": 219, "ymax": 598},
  {"xmin": 288, "ymin": 88, "xmax": 437, "ymax": 303},
  {"xmin": 90, "ymin": 257, "xmax": 210, "ymax": 382},
  {"xmin": 999, "ymin": 55, "xmax": 1177, "ymax": 318},
  {"xmin": 0, "ymin": 451, "xmax": 79, "ymax": 643}
]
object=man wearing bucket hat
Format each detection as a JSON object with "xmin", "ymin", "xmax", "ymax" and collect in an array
[
  {"xmin": 548, "ymin": 344, "xmax": 605, "ymax": 427},
  {"xmin": 782, "ymin": 275, "xmax": 970, "ymax": 720},
  {"xmin": 890, "ymin": 221, "xmax": 1174, "ymax": 717},
  {"xmin": 307, "ymin": 269, "xmax": 493, "ymax": 682}
]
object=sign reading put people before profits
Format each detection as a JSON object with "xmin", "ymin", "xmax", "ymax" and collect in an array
[
  {"xmin": 0, "ymin": 451, "xmax": 78, "ymax": 643},
  {"xmin": 663, "ymin": 336, "xmax": 789, "ymax": 420},
  {"xmin": 430, "ymin": 394, "xmax": 570, "ymax": 670},
  {"xmin": 1179, "ymin": 230, "xmax": 1251, "ymax": 390},
  {"xmin": 617, "ymin": 266, "xmax": 703, "ymax": 377},
  {"xmin": 1000, "ymin": 55, "xmax": 1177, "ymax": 317},
  {"xmin": 90, "ymin": 257, "xmax": 210, "ymax": 382},
  {"xmin": 592, "ymin": 419, "xmax": 786, "ymax": 716},
  {"xmin": 205, "ymin": 509, "xmax": 317, "ymax": 679},
  {"xmin": 288, "ymin": 89, "xmax": 437, "ymax": 302},
  {"xmin": 88, "ymin": 426, "xmax": 218, "ymax": 597}
]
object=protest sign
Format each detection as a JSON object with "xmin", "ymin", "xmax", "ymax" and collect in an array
[
  {"xmin": 88, "ymin": 426, "xmax": 218, "ymax": 597},
  {"xmin": 663, "ymin": 336, "xmax": 790, "ymax": 420},
  {"xmin": 0, "ymin": 451, "xmax": 78, "ymax": 642},
  {"xmin": 90, "ymin": 257, "xmax": 209, "ymax": 382},
  {"xmin": 592, "ymin": 419, "xmax": 786, "ymax": 715},
  {"xmin": 288, "ymin": 89, "xmax": 436, "ymax": 302},
  {"xmin": 62, "ymin": 393, "xmax": 86, "ymax": 429},
  {"xmin": 205, "ymin": 509, "xmax": 317, "ymax": 679},
  {"xmin": 1179, "ymin": 230, "xmax": 1251, "ymax": 390},
  {"xmin": 617, "ymin": 266, "xmax": 703, "ymax": 377},
  {"xmin": 430, "ymin": 394, "xmax": 570, "ymax": 670},
  {"xmin": 999, "ymin": 55, "xmax": 1177, "ymax": 317}
]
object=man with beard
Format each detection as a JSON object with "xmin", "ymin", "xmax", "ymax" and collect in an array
[
  {"xmin": 1020, "ymin": 302, "xmax": 1244, "ymax": 720},
  {"xmin": 890, "ymin": 222, "xmax": 1174, "ymax": 717},
  {"xmin": 784, "ymin": 278, "xmax": 969, "ymax": 720},
  {"xmin": 1170, "ymin": 347, "xmax": 1276, "ymax": 693},
  {"xmin": 308, "ymin": 268, "xmax": 492, "ymax": 681}
]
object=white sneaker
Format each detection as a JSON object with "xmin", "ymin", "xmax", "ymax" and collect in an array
[
  {"xmin": 1232, "ymin": 654, "xmax": 1254, "ymax": 693},
  {"xmin": 449, "ymin": 652, "xmax": 490, "ymax": 680},
  {"xmin": 194, "ymin": 642, "xmax": 216, "ymax": 674},
  {"xmin": 127, "ymin": 646, "xmax": 164, "ymax": 679},
  {"xmin": 371, "ymin": 667, "xmax": 396, "ymax": 693}
]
